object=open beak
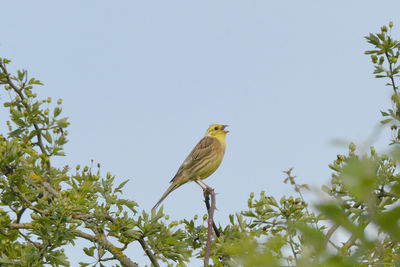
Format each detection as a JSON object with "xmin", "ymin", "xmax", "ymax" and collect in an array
[{"xmin": 221, "ymin": 125, "xmax": 229, "ymax": 133}]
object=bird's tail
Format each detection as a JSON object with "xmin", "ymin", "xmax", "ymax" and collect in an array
[{"xmin": 152, "ymin": 182, "xmax": 182, "ymax": 211}]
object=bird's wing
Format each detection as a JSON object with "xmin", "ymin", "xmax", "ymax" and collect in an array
[{"xmin": 170, "ymin": 136, "xmax": 216, "ymax": 183}]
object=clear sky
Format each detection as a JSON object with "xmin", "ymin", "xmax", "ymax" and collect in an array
[{"xmin": 1, "ymin": 1, "xmax": 400, "ymax": 265}]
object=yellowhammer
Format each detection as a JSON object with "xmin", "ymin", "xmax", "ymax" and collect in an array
[{"xmin": 152, "ymin": 124, "xmax": 228, "ymax": 210}]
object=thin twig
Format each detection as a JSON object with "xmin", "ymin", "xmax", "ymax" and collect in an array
[
  {"xmin": 9, "ymin": 223, "xmax": 31, "ymax": 229},
  {"xmin": 327, "ymin": 239, "xmax": 340, "ymax": 250},
  {"xmin": 100, "ymin": 256, "xmax": 116, "ymax": 262},
  {"xmin": 42, "ymin": 181, "xmax": 60, "ymax": 197},
  {"xmin": 204, "ymin": 191, "xmax": 220, "ymax": 237},
  {"xmin": 325, "ymin": 223, "xmax": 339, "ymax": 243},
  {"xmin": 325, "ymin": 203, "xmax": 361, "ymax": 247},
  {"xmin": 16, "ymin": 207, "xmax": 27, "ymax": 223},
  {"xmin": 384, "ymin": 51, "xmax": 398, "ymax": 95},
  {"xmin": 204, "ymin": 188, "xmax": 216, "ymax": 267},
  {"xmin": 11, "ymin": 186, "xmax": 48, "ymax": 216},
  {"xmin": 18, "ymin": 229, "xmax": 37, "ymax": 246},
  {"xmin": 288, "ymin": 237, "xmax": 298, "ymax": 261}
]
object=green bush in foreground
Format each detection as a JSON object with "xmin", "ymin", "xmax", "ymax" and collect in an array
[{"xmin": 0, "ymin": 23, "xmax": 399, "ymax": 266}]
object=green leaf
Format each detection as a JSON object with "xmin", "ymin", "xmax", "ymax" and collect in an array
[
  {"xmin": 10, "ymin": 108, "xmax": 23, "ymax": 118},
  {"xmin": 267, "ymin": 196, "xmax": 278, "ymax": 207},
  {"xmin": 54, "ymin": 150, "xmax": 66, "ymax": 156},
  {"xmin": 380, "ymin": 118, "xmax": 393, "ymax": 124},
  {"xmin": 380, "ymin": 110, "xmax": 389, "ymax": 116},
  {"xmin": 9, "ymin": 128, "xmax": 24, "ymax": 137},
  {"xmin": 17, "ymin": 70, "xmax": 26, "ymax": 81},
  {"xmin": 55, "ymin": 135, "xmax": 67, "ymax": 146},
  {"xmin": 43, "ymin": 131, "xmax": 52, "ymax": 144},
  {"xmin": 13, "ymin": 117, "xmax": 26, "ymax": 127},
  {"xmin": 83, "ymin": 246, "xmax": 95, "ymax": 257},
  {"xmin": 118, "ymin": 199, "xmax": 137, "ymax": 212},
  {"xmin": 28, "ymin": 129, "xmax": 40, "ymax": 140},
  {"xmin": 365, "ymin": 33, "xmax": 380, "ymax": 46},
  {"xmin": 54, "ymin": 107, "xmax": 62, "ymax": 117},
  {"xmin": 114, "ymin": 179, "xmax": 129, "ymax": 194},
  {"xmin": 27, "ymin": 78, "xmax": 43, "ymax": 85},
  {"xmin": 51, "ymin": 253, "xmax": 69, "ymax": 266},
  {"xmin": 56, "ymin": 117, "xmax": 69, "ymax": 128},
  {"xmin": 124, "ymin": 229, "xmax": 142, "ymax": 239},
  {"xmin": 229, "ymin": 214, "xmax": 234, "ymax": 224},
  {"xmin": 376, "ymin": 206, "xmax": 400, "ymax": 242},
  {"xmin": 364, "ymin": 50, "xmax": 379, "ymax": 55},
  {"xmin": 375, "ymin": 75, "xmax": 387, "ymax": 78},
  {"xmin": 373, "ymin": 65, "xmax": 385, "ymax": 74}
]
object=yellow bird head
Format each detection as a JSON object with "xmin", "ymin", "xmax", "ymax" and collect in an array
[{"xmin": 206, "ymin": 124, "xmax": 229, "ymax": 139}]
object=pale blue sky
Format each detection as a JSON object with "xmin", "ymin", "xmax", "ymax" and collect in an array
[{"xmin": 2, "ymin": 1, "xmax": 400, "ymax": 266}]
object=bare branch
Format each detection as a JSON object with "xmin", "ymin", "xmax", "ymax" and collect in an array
[
  {"xmin": 203, "ymin": 188, "xmax": 216, "ymax": 267},
  {"xmin": 204, "ymin": 192, "xmax": 220, "ymax": 237}
]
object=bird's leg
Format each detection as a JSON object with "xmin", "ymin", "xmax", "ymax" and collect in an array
[
  {"xmin": 195, "ymin": 179, "xmax": 212, "ymax": 201},
  {"xmin": 196, "ymin": 178, "xmax": 212, "ymax": 191},
  {"xmin": 195, "ymin": 180, "xmax": 206, "ymax": 191}
]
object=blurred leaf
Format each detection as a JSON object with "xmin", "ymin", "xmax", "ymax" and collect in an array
[
  {"xmin": 317, "ymin": 202, "xmax": 365, "ymax": 242},
  {"xmin": 295, "ymin": 223, "xmax": 326, "ymax": 254},
  {"xmin": 339, "ymin": 158, "xmax": 377, "ymax": 202},
  {"xmin": 376, "ymin": 206, "xmax": 400, "ymax": 242}
]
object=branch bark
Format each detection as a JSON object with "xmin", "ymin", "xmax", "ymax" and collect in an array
[
  {"xmin": 325, "ymin": 202, "xmax": 361, "ymax": 246},
  {"xmin": 203, "ymin": 188, "xmax": 216, "ymax": 267},
  {"xmin": 204, "ymin": 192, "xmax": 220, "ymax": 238},
  {"xmin": 138, "ymin": 237, "xmax": 160, "ymax": 267},
  {"xmin": 75, "ymin": 230, "xmax": 139, "ymax": 267}
]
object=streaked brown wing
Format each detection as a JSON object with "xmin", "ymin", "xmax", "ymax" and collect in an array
[{"xmin": 170, "ymin": 136, "xmax": 215, "ymax": 183}]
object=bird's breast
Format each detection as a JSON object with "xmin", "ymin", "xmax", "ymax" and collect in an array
[{"xmin": 192, "ymin": 143, "xmax": 225, "ymax": 180}]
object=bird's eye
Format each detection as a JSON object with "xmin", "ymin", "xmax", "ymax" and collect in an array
[{"xmin": 214, "ymin": 126, "xmax": 219, "ymax": 130}]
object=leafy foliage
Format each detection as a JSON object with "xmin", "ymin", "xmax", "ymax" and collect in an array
[{"xmin": 0, "ymin": 22, "xmax": 400, "ymax": 266}]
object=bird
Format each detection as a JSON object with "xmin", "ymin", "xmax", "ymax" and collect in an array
[{"xmin": 152, "ymin": 123, "xmax": 228, "ymax": 211}]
